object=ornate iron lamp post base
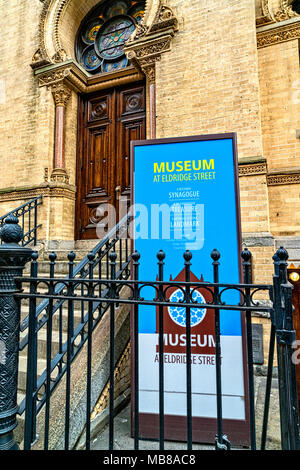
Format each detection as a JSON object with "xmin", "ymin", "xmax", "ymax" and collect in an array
[{"xmin": 0, "ymin": 215, "xmax": 33, "ymax": 450}]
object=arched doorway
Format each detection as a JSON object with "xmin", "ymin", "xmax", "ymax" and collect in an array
[
  {"xmin": 75, "ymin": 81, "xmax": 146, "ymax": 239},
  {"xmin": 74, "ymin": 0, "xmax": 147, "ymax": 239}
]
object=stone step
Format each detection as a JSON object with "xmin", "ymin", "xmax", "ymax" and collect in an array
[
  {"xmin": 23, "ymin": 255, "xmax": 127, "ymax": 275},
  {"xmin": 18, "ymin": 356, "xmax": 48, "ymax": 393},
  {"xmin": 20, "ymin": 306, "xmax": 90, "ymax": 334},
  {"xmin": 19, "ymin": 328, "xmax": 68, "ymax": 361}
]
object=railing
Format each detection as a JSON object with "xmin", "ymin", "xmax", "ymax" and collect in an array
[
  {"xmin": 0, "ymin": 195, "xmax": 43, "ymax": 246},
  {"xmin": 0, "ymin": 216, "xmax": 299, "ymax": 451},
  {"xmin": 18, "ymin": 214, "xmax": 132, "ymax": 438}
]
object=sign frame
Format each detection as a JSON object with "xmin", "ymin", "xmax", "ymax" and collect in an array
[{"xmin": 130, "ymin": 133, "xmax": 250, "ymax": 446}]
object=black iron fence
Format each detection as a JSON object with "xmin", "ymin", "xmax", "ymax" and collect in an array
[
  {"xmin": 0, "ymin": 195, "xmax": 42, "ymax": 246},
  {"xmin": 0, "ymin": 216, "xmax": 299, "ymax": 451}
]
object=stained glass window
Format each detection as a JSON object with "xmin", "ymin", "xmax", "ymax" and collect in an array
[{"xmin": 75, "ymin": 0, "xmax": 145, "ymax": 75}]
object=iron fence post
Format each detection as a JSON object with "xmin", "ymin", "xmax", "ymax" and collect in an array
[
  {"xmin": 0, "ymin": 216, "xmax": 32, "ymax": 450},
  {"xmin": 157, "ymin": 250, "xmax": 165, "ymax": 450},
  {"xmin": 241, "ymin": 247, "xmax": 256, "ymax": 450},
  {"xmin": 260, "ymin": 253, "xmax": 278, "ymax": 450},
  {"xmin": 132, "ymin": 251, "xmax": 140, "ymax": 451},
  {"xmin": 274, "ymin": 247, "xmax": 300, "ymax": 450}
]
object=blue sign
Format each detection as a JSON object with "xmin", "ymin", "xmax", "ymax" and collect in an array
[{"xmin": 131, "ymin": 134, "xmax": 247, "ymax": 442}]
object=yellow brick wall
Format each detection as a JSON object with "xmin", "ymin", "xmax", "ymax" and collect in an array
[
  {"xmin": 239, "ymin": 174, "xmax": 270, "ymax": 234},
  {"xmin": 156, "ymin": 0, "xmax": 264, "ymax": 161},
  {"xmin": 0, "ymin": 0, "xmax": 79, "ymax": 241},
  {"xmin": 268, "ymin": 183, "xmax": 300, "ymax": 236},
  {"xmin": 258, "ymin": 39, "xmax": 300, "ymax": 237},
  {"xmin": 0, "ymin": 0, "xmax": 298, "ymax": 251},
  {"xmin": 0, "ymin": 0, "xmax": 293, "ymax": 371},
  {"xmin": 258, "ymin": 39, "xmax": 300, "ymax": 171},
  {"xmin": 0, "ymin": 0, "xmax": 45, "ymax": 188}
]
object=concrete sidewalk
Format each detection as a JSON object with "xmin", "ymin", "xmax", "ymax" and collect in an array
[
  {"xmin": 91, "ymin": 404, "xmax": 215, "ymax": 451},
  {"xmin": 89, "ymin": 372, "xmax": 281, "ymax": 451}
]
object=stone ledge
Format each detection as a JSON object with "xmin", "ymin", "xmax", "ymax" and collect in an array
[
  {"xmin": 0, "ymin": 182, "xmax": 76, "ymax": 203},
  {"xmin": 242, "ymin": 232, "xmax": 275, "ymax": 247}
]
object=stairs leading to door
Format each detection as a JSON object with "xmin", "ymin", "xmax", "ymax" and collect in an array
[{"xmin": 16, "ymin": 238, "xmax": 131, "ymax": 446}]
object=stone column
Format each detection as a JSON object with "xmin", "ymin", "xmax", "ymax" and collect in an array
[
  {"xmin": 142, "ymin": 64, "xmax": 156, "ymax": 139},
  {"xmin": 50, "ymin": 84, "xmax": 72, "ymax": 184}
]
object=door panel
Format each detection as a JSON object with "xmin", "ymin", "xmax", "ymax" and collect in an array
[
  {"xmin": 76, "ymin": 82, "xmax": 146, "ymax": 240},
  {"xmin": 116, "ymin": 85, "xmax": 146, "ymax": 213}
]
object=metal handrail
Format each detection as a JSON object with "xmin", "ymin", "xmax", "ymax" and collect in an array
[
  {"xmin": 0, "ymin": 195, "xmax": 43, "ymax": 246},
  {"xmin": 17, "ymin": 213, "xmax": 132, "ymax": 422},
  {"xmin": 19, "ymin": 212, "xmax": 132, "ymax": 340}
]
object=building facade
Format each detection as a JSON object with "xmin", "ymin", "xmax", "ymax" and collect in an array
[{"xmin": 1, "ymin": 0, "xmax": 300, "ymax": 360}]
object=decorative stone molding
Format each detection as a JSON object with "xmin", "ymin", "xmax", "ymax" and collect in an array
[
  {"xmin": 0, "ymin": 183, "xmax": 76, "ymax": 203},
  {"xmin": 256, "ymin": 0, "xmax": 276, "ymax": 26},
  {"xmin": 38, "ymin": 67, "xmax": 72, "ymax": 89},
  {"xmin": 256, "ymin": 0, "xmax": 300, "ymax": 47},
  {"xmin": 124, "ymin": 2, "xmax": 178, "ymax": 84},
  {"xmin": 36, "ymin": 60, "xmax": 144, "ymax": 95},
  {"xmin": 256, "ymin": 0, "xmax": 299, "ymax": 25},
  {"xmin": 257, "ymin": 19, "xmax": 300, "ymax": 47},
  {"xmin": 50, "ymin": 167, "xmax": 70, "ymax": 184},
  {"xmin": 242, "ymin": 232, "xmax": 275, "ymax": 248},
  {"xmin": 239, "ymin": 162, "xmax": 268, "ymax": 177},
  {"xmin": 274, "ymin": 0, "xmax": 298, "ymax": 22},
  {"xmin": 31, "ymin": 0, "xmax": 52, "ymax": 68},
  {"xmin": 267, "ymin": 172, "xmax": 300, "ymax": 186},
  {"xmin": 52, "ymin": 84, "xmax": 72, "ymax": 107}
]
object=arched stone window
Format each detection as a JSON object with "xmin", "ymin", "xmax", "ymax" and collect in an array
[{"xmin": 75, "ymin": 0, "xmax": 145, "ymax": 74}]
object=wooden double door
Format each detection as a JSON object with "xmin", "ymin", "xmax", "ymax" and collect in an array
[{"xmin": 76, "ymin": 82, "xmax": 146, "ymax": 239}]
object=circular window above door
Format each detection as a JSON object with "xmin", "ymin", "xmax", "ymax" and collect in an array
[{"xmin": 75, "ymin": 0, "xmax": 145, "ymax": 75}]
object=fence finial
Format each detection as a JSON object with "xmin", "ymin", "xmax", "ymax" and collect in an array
[
  {"xmin": 132, "ymin": 251, "xmax": 141, "ymax": 263},
  {"xmin": 157, "ymin": 250, "xmax": 165, "ymax": 262},
  {"xmin": 211, "ymin": 248, "xmax": 220, "ymax": 262},
  {"xmin": 0, "ymin": 215, "xmax": 23, "ymax": 245},
  {"xmin": 241, "ymin": 247, "xmax": 252, "ymax": 263},
  {"xmin": 183, "ymin": 250, "xmax": 192, "ymax": 263},
  {"xmin": 276, "ymin": 246, "xmax": 289, "ymax": 262}
]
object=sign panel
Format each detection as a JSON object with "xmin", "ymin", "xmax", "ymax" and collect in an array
[{"xmin": 131, "ymin": 134, "xmax": 249, "ymax": 445}]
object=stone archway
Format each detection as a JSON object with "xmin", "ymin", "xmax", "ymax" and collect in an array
[
  {"xmin": 34, "ymin": 0, "xmax": 179, "ymax": 170},
  {"xmin": 31, "ymin": 0, "xmax": 178, "ymax": 239},
  {"xmin": 33, "ymin": 0, "xmax": 164, "ymax": 67}
]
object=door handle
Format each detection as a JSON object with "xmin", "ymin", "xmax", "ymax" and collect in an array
[{"xmin": 115, "ymin": 186, "xmax": 121, "ymax": 200}]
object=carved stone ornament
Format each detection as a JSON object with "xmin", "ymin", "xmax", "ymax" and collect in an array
[
  {"xmin": 124, "ymin": 1, "xmax": 178, "ymax": 84},
  {"xmin": 274, "ymin": 0, "xmax": 299, "ymax": 22},
  {"xmin": 257, "ymin": 21, "xmax": 300, "ymax": 47},
  {"xmin": 52, "ymin": 84, "xmax": 72, "ymax": 107},
  {"xmin": 50, "ymin": 167, "xmax": 70, "ymax": 184},
  {"xmin": 256, "ymin": 0, "xmax": 300, "ymax": 47},
  {"xmin": 256, "ymin": 0, "xmax": 276, "ymax": 26},
  {"xmin": 38, "ymin": 68, "xmax": 72, "ymax": 89},
  {"xmin": 267, "ymin": 171, "xmax": 300, "ymax": 186},
  {"xmin": 239, "ymin": 162, "xmax": 268, "ymax": 177},
  {"xmin": 52, "ymin": 49, "xmax": 68, "ymax": 64}
]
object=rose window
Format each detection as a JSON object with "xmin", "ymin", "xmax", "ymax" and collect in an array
[{"xmin": 75, "ymin": 0, "xmax": 145, "ymax": 75}]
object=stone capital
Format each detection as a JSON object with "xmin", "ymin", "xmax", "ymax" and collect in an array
[{"xmin": 51, "ymin": 84, "xmax": 72, "ymax": 107}]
